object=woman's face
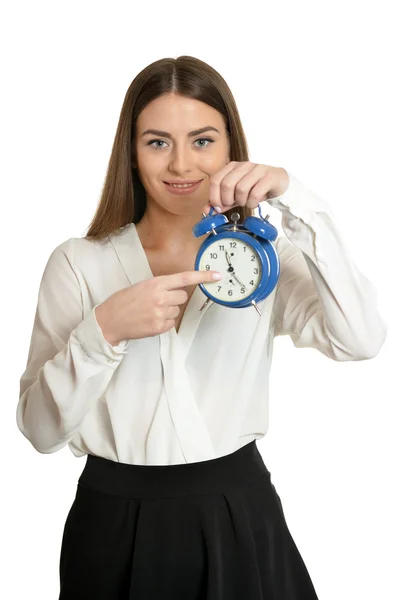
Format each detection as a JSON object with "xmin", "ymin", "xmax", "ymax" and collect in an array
[{"xmin": 134, "ymin": 92, "xmax": 230, "ymax": 217}]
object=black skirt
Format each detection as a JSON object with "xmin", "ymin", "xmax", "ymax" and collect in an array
[{"xmin": 58, "ymin": 440, "xmax": 319, "ymax": 599}]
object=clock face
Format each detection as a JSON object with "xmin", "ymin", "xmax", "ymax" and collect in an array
[{"xmin": 199, "ymin": 236, "xmax": 262, "ymax": 302}]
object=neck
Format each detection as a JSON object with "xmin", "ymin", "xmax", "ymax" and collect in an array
[{"xmin": 135, "ymin": 204, "xmax": 204, "ymax": 253}]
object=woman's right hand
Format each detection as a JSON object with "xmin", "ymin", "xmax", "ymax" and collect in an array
[{"xmin": 94, "ymin": 270, "xmax": 222, "ymax": 344}]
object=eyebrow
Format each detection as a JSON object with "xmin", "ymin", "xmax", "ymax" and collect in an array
[{"xmin": 141, "ymin": 126, "xmax": 220, "ymax": 138}]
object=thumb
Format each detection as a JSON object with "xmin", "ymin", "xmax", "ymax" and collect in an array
[
  {"xmin": 202, "ymin": 203, "xmax": 212, "ymax": 216},
  {"xmin": 202, "ymin": 203, "xmax": 222, "ymax": 216}
]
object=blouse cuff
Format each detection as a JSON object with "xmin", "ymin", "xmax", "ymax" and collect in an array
[
  {"xmin": 73, "ymin": 305, "xmax": 130, "ymax": 365},
  {"xmin": 266, "ymin": 171, "xmax": 335, "ymax": 223}
]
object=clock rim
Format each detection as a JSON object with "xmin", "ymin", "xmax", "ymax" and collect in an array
[{"xmin": 194, "ymin": 230, "xmax": 269, "ymax": 307}]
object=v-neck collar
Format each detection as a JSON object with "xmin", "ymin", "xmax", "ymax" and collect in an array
[
  {"xmin": 108, "ymin": 223, "xmax": 212, "ymax": 357},
  {"xmin": 108, "ymin": 223, "xmax": 217, "ymax": 462}
]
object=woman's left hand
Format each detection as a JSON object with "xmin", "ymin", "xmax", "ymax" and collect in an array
[{"xmin": 203, "ymin": 162, "xmax": 290, "ymax": 215}]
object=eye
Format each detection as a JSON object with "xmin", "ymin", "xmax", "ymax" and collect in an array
[
  {"xmin": 148, "ymin": 139, "xmax": 167, "ymax": 149},
  {"xmin": 147, "ymin": 137, "xmax": 215, "ymax": 150},
  {"xmin": 194, "ymin": 137, "xmax": 214, "ymax": 148}
]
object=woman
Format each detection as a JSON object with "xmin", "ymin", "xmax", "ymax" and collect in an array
[{"xmin": 16, "ymin": 55, "xmax": 387, "ymax": 599}]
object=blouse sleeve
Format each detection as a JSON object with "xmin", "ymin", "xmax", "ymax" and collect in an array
[
  {"xmin": 16, "ymin": 239, "xmax": 130, "ymax": 453},
  {"xmin": 267, "ymin": 171, "xmax": 387, "ymax": 361}
]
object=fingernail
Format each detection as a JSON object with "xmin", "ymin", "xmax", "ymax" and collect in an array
[
  {"xmin": 212, "ymin": 272, "xmax": 223, "ymax": 279},
  {"xmin": 213, "ymin": 206, "xmax": 222, "ymax": 213}
]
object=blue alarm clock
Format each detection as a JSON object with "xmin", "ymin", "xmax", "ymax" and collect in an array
[{"xmin": 192, "ymin": 206, "xmax": 280, "ymax": 315}]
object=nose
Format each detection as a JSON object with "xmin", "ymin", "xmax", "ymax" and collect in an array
[{"xmin": 168, "ymin": 144, "xmax": 196, "ymax": 174}]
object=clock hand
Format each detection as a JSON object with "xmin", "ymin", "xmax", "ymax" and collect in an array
[
  {"xmin": 225, "ymin": 251, "xmax": 238, "ymax": 281},
  {"xmin": 225, "ymin": 250, "xmax": 247, "ymax": 289},
  {"xmin": 225, "ymin": 250, "xmax": 246, "ymax": 288},
  {"xmin": 225, "ymin": 251, "xmax": 233, "ymax": 267},
  {"xmin": 233, "ymin": 272, "xmax": 247, "ymax": 289}
]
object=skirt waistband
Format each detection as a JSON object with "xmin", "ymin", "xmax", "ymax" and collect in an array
[{"xmin": 78, "ymin": 440, "xmax": 269, "ymax": 498}]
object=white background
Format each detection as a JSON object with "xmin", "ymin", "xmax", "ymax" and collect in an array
[{"xmin": 1, "ymin": 1, "xmax": 397, "ymax": 598}]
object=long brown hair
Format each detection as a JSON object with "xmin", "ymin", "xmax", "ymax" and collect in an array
[{"xmin": 84, "ymin": 55, "xmax": 255, "ymax": 242}]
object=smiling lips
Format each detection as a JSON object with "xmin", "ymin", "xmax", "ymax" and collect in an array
[
  {"xmin": 168, "ymin": 183, "xmax": 197, "ymax": 188},
  {"xmin": 165, "ymin": 179, "xmax": 202, "ymax": 185},
  {"xmin": 164, "ymin": 180, "xmax": 203, "ymax": 194}
]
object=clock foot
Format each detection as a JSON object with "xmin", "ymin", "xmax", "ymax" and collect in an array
[
  {"xmin": 251, "ymin": 300, "xmax": 262, "ymax": 316},
  {"xmin": 199, "ymin": 298, "xmax": 213, "ymax": 312}
]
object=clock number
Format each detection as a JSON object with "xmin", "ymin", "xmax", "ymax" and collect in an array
[
  {"xmin": 210, "ymin": 252, "xmax": 218, "ymax": 259},
  {"xmin": 254, "ymin": 268, "xmax": 259, "ymax": 274},
  {"xmin": 230, "ymin": 241, "xmax": 237, "ymax": 248},
  {"xmin": 250, "ymin": 280, "xmax": 254, "ymax": 285},
  {"xmin": 219, "ymin": 244, "xmax": 225, "ymax": 251},
  {"xmin": 240, "ymin": 287, "xmax": 245, "ymax": 294},
  {"xmin": 251, "ymin": 255, "xmax": 255, "ymax": 261},
  {"xmin": 243, "ymin": 247, "xmax": 246, "ymax": 252},
  {"xmin": 217, "ymin": 286, "xmax": 221, "ymax": 292},
  {"xmin": 205, "ymin": 265, "xmax": 210, "ymax": 270},
  {"xmin": 228, "ymin": 290, "xmax": 233, "ymax": 296}
]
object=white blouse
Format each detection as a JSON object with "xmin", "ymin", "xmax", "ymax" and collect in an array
[{"xmin": 16, "ymin": 172, "xmax": 387, "ymax": 465}]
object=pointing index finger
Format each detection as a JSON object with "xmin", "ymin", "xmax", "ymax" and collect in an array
[{"xmin": 162, "ymin": 270, "xmax": 223, "ymax": 290}]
